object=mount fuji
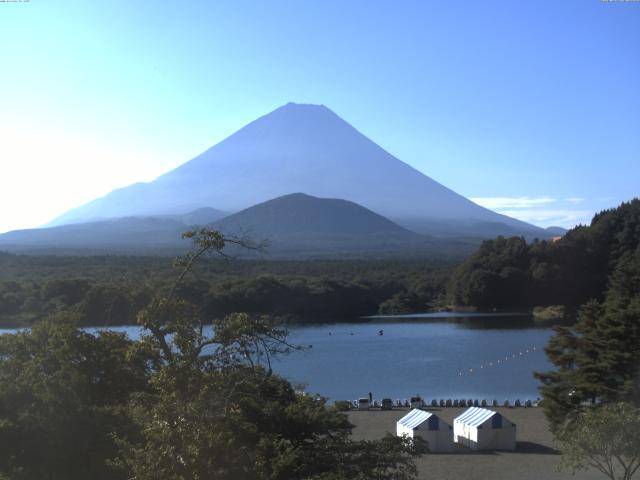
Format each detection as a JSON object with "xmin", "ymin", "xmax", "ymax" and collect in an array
[{"xmin": 48, "ymin": 102, "xmax": 546, "ymax": 239}]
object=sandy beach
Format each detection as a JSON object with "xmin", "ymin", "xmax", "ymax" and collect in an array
[{"xmin": 348, "ymin": 407, "xmax": 601, "ymax": 480}]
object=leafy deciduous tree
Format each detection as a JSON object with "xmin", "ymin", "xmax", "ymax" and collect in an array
[{"xmin": 558, "ymin": 402, "xmax": 640, "ymax": 480}]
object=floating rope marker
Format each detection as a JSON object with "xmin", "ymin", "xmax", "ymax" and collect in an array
[{"xmin": 454, "ymin": 345, "xmax": 543, "ymax": 378}]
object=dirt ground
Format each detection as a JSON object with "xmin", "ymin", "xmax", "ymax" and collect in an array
[{"xmin": 348, "ymin": 407, "xmax": 602, "ymax": 480}]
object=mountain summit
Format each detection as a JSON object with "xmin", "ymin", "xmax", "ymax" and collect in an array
[{"xmin": 49, "ymin": 103, "xmax": 544, "ymax": 237}]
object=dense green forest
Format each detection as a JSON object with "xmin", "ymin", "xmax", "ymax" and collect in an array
[
  {"xmin": 0, "ymin": 253, "xmax": 452, "ymax": 327},
  {"xmin": 448, "ymin": 199, "xmax": 640, "ymax": 310},
  {"xmin": 527, "ymin": 201, "xmax": 640, "ymax": 468}
]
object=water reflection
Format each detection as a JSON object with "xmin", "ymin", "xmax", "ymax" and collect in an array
[{"xmin": 363, "ymin": 311, "xmax": 568, "ymax": 330}]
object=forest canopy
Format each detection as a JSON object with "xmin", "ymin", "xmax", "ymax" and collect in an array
[
  {"xmin": 447, "ymin": 199, "xmax": 640, "ymax": 310},
  {"xmin": 0, "ymin": 255, "xmax": 452, "ymax": 327}
]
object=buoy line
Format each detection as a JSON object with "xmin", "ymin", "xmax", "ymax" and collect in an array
[{"xmin": 456, "ymin": 346, "xmax": 540, "ymax": 377}]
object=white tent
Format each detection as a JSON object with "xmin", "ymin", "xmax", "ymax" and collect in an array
[
  {"xmin": 453, "ymin": 407, "xmax": 516, "ymax": 451},
  {"xmin": 396, "ymin": 409, "xmax": 454, "ymax": 453}
]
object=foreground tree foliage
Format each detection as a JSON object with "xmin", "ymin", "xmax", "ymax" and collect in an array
[
  {"xmin": 0, "ymin": 229, "xmax": 423, "ymax": 480},
  {"xmin": 0, "ymin": 314, "xmax": 151, "ymax": 480},
  {"xmin": 558, "ymin": 402, "xmax": 640, "ymax": 480},
  {"xmin": 116, "ymin": 308, "xmax": 422, "ymax": 480},
  {"xmin": 116, "ymin": 229, "xmax": 423, "ymax": 479}
]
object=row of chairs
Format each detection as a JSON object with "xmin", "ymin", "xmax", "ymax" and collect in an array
[{"xmin": 428, "ymin": 398, "xmax": 536, "ymax": 408}]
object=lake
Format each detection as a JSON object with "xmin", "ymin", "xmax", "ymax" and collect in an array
[
  {"xmin": 1, "ymin": 312, "xmax": 556, "ymax": 403},
  {"xmin": 279, "ymin": 313, "xmax": 554, "ymax": 403}
]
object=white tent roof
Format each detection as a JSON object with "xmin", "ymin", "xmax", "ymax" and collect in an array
[
  {"xmin": 454, "ymin": 407, "xmax": 497, "ymax": 427},
  {"xmin": 397, "ymin": 409, "xmax": 433, "ymax": 429}
]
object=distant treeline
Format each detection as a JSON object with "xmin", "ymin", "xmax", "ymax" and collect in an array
[
  {"xmin": 3, "ymin": 199, "xmax": 638, "ymax": 327},
  {"xmin": 447, "ymin": 199, "xmax": 640, "ymax": 309},
  {"xmin": 0, "ymin": 255, "xmax": 452, "ymax": 326}
]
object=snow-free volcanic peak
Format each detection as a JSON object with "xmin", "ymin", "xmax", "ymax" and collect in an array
[{"xmin": 49, "ymin": 103, "xmax": 545, "ymax": 237}]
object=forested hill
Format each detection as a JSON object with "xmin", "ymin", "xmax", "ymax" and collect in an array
[
  {"xmin": 447, "ymin": 199, "xmax": 640, "ymax": 309},
  {"xmin": 213, "ymin": 193, "xmax": 416, "ymax": 237}
]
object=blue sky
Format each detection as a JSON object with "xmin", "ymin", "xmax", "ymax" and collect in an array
[{"xmin": 1, "ymin": 0, "xmax": 638, "ymax": 233}]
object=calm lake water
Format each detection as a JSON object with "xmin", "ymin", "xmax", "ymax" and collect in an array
[{"xmin": 1, "ymin": 313, "xmax": 555, "ymax": 403}]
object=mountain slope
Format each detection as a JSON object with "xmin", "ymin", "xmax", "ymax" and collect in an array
[
  {"xmin": 49, "ymin": 103, "xmax": 547, "ymax": 238},
  {"xmin": 544, "ymin": 226, "xmax": 568, "ymax": 237},
  {"xmin": 211, "ymin": 193, "xmax": 473, "ymax": 258},
  {"xmin": 0, "ymin": 194, "xmax": 478, "ymax": 258},
  {"xmin": 166, "ymin": 207, "xmax": 227, "ymax": 226},
  {"xmin": 0, "ymin": 208, "xmax": 226, "ymax": 253},
  {"xmin": 0, "ymin": 217, "xmax": 189, "ymax": 252}
]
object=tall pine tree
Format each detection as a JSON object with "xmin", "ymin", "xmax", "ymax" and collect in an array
[{"xmin": 536, "ymin": 246, "xmax": 640, "ymax": 431}]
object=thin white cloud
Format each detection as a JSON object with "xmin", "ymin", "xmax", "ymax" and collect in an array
[
  {"xmin": 470, "ymin": 196, "xmax": 556, "ymax": 210},
  {"xmin": 497, "ymin": 209, "xmax": 593, "ymax": 229},
  {"xmin": 468, "ymin": 196, "xmax": 594, "ymax": 228}
]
